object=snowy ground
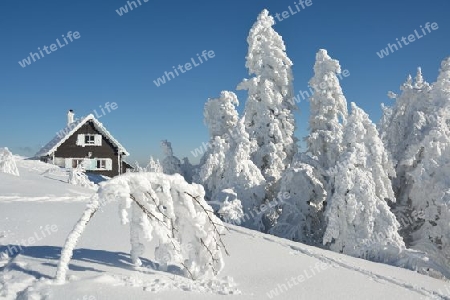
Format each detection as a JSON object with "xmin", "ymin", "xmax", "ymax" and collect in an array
[{"xmin": 0, "ymin": 157, "xmax": 449, "ymax": 300}]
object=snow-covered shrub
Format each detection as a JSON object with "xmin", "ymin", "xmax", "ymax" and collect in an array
[
  {"xmin": 0, "ymin": 147, "xmax": 19, "ymax": 176},
  {"xmin": 56, "ymin": 172, "xmax": 228, "ymax": 283},
  {"xmin": 212, "ymin": 189, "xmax": 244, "ymax": 225},
  {"xmin": 270, "ymin": 158, "xmax": 326, "ymax": 245},
  {"xmin": 68, "ymin": 164, "xmax": 95, "ymax": 188}
]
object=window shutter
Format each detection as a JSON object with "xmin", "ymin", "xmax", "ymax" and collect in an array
[
  {"xmin": 106, "ymin": 158, "xmax": 113, "ymax": 171},
  {"xmin": 95, "ymin": 135, "xmax": 102, "ymax": 146},
  {"xmin": 76, "ymin": 134, "xmax": 85, "ymax": 146},
  {"xmin": 82, "ymin": 159, "xmax": 94, "ymax": 171},
  {"xmin": 65, "ymin": 158, "xmax": 72, "ymax": 169}
]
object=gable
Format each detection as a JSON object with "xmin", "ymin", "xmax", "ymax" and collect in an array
[{"xmin": 35, "ymin": 114, "xmax": 129, "ymax": 157}]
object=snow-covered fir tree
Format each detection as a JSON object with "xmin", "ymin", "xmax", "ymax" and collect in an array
[
  {"xmin": 271, "ymin": 49, "xmax": 349, "ymax": 244},
  {"xmin": 219, "ymin": 118, "xmax": 266, "ymax": 229},
  {"xmin": 146, "ymin": 156, "xmax": 163, "ymax": 173},
  {"xmin": 160, "ymin": 140, "xmax": 182, "ymax": 175},
  {"xmin": 323, "ymin": 103, "xmax": 404, "ymax": 261},
  {"xmin": 203, "ymin": 90, "xmax": 239, "ymax": 138},
  {"xmin": 237, "ymin": 9, "xmax": 297, "ymax": 187},
  {"xmin": 196, "ymin": 91, "xmax": 239, "ymax": 199},
  {"xmin": 379, "ymin": 68, "xmax": 433, "ymax": 166},
  {"xmin": 306, "ymin": 49, "xmax": 348, "ymax": 170},
  {"xmin": 400, "ymin": 57, "xmax": 450, "ymax": 272}
]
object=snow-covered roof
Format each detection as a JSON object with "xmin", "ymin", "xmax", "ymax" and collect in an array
[{"xmin": 35, "ymin": 114, "xmax": 130, "ymax": 157}]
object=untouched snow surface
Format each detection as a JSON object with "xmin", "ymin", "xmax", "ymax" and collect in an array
[{"xmin": 0, "ymin": 157, "xmax": 449, "ymax": 299}]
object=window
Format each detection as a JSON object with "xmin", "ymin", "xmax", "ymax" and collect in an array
[
  {"xmin": 72, "ymin": 159, "xmax": 84, "ymax": 168},
  {"xmin": 97, "ymin": 159, "xmax": 107, "ymax": 169},
  {"xmin": 96, "ymin": 159, "xmax": 112, "ymax": 170},
  {"xmin": 85, "ymin": 134, "xmax": 96, "ymax": 145},
  {"xmin": 76, "ymin": 134, "xmax": 102, "ymax": 146}
]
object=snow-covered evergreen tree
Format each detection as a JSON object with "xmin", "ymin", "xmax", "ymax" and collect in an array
[
  {"xmin": 306, "ymin": 49, "xmax": 348, "ymax": 170},
  {"xmin": 237, "ymin": 9, "xmax": 297, "ymax": 185},
  {"xmin": 0, "ymin": 147, "xmax": 19, "ymax": 176},
  {"xmin": 379, "ymin": 68, "xmax": 433, "ymax": 166},
  {"xmin": 400, "ymin": 57, "xmax": 450, "ymax": 271},
  {"xmin": 204, "ymin": 91, "xmax": 239, "ymax": 138},
  {"xmin": 323, "ymin": 103, "xmax": 404, "ymax": 261},
  {"xmin": 219, "ymin": 118, "xmax": 266, "ymax": 229},
  {"xmin": 196, "ymin": 136, "xmax": 229, "ymax": 200},
  {"xmin": 196, "ymin": 90, "xmax": 267, "ymax": 229},
  {"xmin": 379, "ymin": 65, "xmax": 442, "ymax": 247},
  {"xmin": 196, "ymin": 91, "xmax": 239, "ymax": 199},
  {"xmin": 272, "ymin": 49, "xmax": 349, "ymax": 244},
  {"xmin": 161, "ymin": 140, "xmax": 182, "ymax": 175},
  {"xmin": 146, "ymin": 156, "xmax": 163, "ymax": 173}
]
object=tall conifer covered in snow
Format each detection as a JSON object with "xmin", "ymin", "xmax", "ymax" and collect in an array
[
  {"xmin": 196, "ymin": 91, "xmax": 239, "ymax": 199},
  {"xmin": 272, "ymin": 49, "xmax": 349, "ymax": 244},
  {"xmin": 237, "ymin": 9, "xmax": 297, "ymax": 186},
  {"xmin": 196, "ymin": 91, "xmax": 266, "ymax": 228},
  {"xmin": 220, "ymin": 118, "xmax": 266, "ymax": 229},
  {"xmin": 306, "ymin": 49, "xmax": 348, "ymax": 170},
  {"xmin": 399, "ymin": 58, "xmax": 450, "ymax": 271},
  {"xmin": 161, "ymin": 140, "xmax": 182, "ymax": 175},
  {"xmin": 323, "ymin": 103, "xmax": 404, "ymax": 260}
]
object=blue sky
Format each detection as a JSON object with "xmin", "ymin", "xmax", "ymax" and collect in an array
[{"xmin": 0, "ymin": 0, "xmax": 449, "ymax": 164}]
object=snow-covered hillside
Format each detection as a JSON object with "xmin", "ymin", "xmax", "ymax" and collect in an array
[{"xmin": 0, "ymin": 157, "xmax": 449, "ymax": 300}]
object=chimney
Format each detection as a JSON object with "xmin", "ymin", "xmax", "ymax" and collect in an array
[{"xmin": 67, "ymin": 109, "xmax": 74, "ymax": 126}]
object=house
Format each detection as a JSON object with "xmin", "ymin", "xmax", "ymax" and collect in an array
[{"xmin": 35, "ymin": 110, "xmax": 132, "ymax": 177}]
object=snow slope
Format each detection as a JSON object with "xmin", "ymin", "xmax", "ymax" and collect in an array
[{"xmin": 0, "ymin": 157, "xmax": 449, "ymax": 300}]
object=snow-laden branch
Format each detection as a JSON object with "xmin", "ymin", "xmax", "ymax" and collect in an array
[{"xmin": 55, "ymin": 172, "xmax": 228, "ymax": 283}]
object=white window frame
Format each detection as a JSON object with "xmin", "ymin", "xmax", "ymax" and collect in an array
[
  {"xmin": 72, "ymin": 159, "xmax": 84, "ymax": 168},
  {"xmin": 97, "ymin": 159, "xmax": 107, "ymax": 169},
  {"xmin": 76, "ymin": 134, "xmax": 102, "ymax": 146},
  {"xmin": 85, "ymin": 134, "xmax": 95, "ymax": 145},
  {"xmin": 96, "ymin": 158, "xmax": 112, "ymax": 171}
]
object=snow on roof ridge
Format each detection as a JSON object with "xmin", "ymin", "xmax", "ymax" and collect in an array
[{"xmin": 35, "ymin": 114, "xmax": 129, "ymax": 157}]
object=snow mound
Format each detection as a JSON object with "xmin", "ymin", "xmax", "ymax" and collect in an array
[{"xmin": 0, "ymin": 148, "xmax": 19, "ymax": 176}]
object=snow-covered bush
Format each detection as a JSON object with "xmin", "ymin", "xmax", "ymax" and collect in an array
[
  {"xmin": 0, "ymin": 147, "xmax": 19, "ymax": 176},
  {"xmin": 56, "ymin": 172, "xmax": 228, "ymax": 283},
  {"xmin": 68, "ymin": 164, "xmax": 95, "ymax": 188},
  {"xmin": 213, "ymin": 189, "xmax": 245, "ymax": 225},
  {"xmin": 270, "ymin": 157, "xmax": 327, "ymax": 245}
]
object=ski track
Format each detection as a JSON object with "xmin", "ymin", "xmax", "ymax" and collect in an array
[
  {"xmin": 0, "ymin": 196, "xmax": 90, "ymax": 203},
  {"xmin": 228, "ymin": 226, "xmax": 449, "ymax": 300}
]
